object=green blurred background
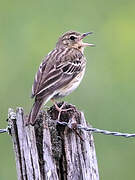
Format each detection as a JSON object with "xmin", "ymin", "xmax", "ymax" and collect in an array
[{"xmin": 0, "ymin": 0, "xmax": 135, "ymax": 179}]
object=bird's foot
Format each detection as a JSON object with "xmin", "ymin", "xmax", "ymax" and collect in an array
[{"xmin": 53, "ymin": 101, "xmax": 74, "ymax": 121}]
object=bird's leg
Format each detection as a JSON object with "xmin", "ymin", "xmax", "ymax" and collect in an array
[
  {"xmin": 51, "ymin": 99, "xmax": 74, "ymax": 121},
  {"xmin": 51, "ymin": 99, "xmax": 66, "ymax": 120},
  {"xmin": 51, "ymin": 100, "xmax": 83, "ymax": 141},
  {"xmin": 51, "ymin": 98, "xmax": 64, "ymax": 112}
]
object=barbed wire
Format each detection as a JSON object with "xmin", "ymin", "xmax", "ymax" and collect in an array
[
  {"xmin": 57, "ymin": 121, "xmax": 135, "ymax": 138},
  {"xmin": 1, "ymin": 120, "xmax": 135, "ymax": 138}
]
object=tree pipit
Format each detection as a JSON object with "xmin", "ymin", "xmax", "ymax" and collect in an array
[{"xmin": 28, "ymin": 31, "xmax": 94, "ymax": 125}]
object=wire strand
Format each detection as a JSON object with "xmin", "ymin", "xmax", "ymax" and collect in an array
[
  {"xmin": 57, "ymin": 121, "xmax": 135, "ymax": 138},
  {"xmin": 0, "ymin": 129, "xmax": 7, "ymax": 133},
  {"xmin": 1, "ymin": 120, "xmax": 135, "ymax": 138}
]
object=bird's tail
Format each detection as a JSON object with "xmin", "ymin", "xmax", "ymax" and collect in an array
[{"xmin": 27, "ymin": 100, "xmax": 43, "ymax": 125}]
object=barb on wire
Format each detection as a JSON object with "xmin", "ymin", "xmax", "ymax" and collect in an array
[
  {"xmin": 57, "ymin": 121, "xmax": 135, "ymax": 138},
  {"xmin": 1, "ymin": 120, "xmax": 135, "ymax": 138}
]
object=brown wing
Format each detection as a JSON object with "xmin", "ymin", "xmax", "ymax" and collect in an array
[
  {"xmin": 31, "ymin": 49, "xmax": 59, "ymax": 98},
  {"xmin": 31, "ymin": 48, "xmax": 85, "ymax": 100}
]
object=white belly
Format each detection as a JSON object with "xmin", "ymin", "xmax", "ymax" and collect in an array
[{"xmin": 57, "ymin": 68, "xmax": 85, "ymax": 98}]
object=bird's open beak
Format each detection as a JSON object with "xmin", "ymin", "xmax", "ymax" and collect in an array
[{"xmin": 80, "ymin": 32, "xmax": 95, "ymax": 47}]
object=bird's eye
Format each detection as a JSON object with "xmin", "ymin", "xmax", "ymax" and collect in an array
[{"xmin": 70, "ymin": 36, "xmax": 76, "ymax": 40}]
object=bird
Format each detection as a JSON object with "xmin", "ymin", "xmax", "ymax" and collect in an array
[{"xmin": 28, "ymin": 30, "xmax": 94, "ymax": 125}]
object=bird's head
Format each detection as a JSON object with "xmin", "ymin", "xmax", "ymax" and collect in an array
[{"xmin": 56, "ymin": 31, "xmax": 94, "ymax": 52}]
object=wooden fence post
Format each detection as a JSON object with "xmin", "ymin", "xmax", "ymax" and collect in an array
[{"xmin": 8, "ymin": 102, "xmax": 99, "ymax": 180}]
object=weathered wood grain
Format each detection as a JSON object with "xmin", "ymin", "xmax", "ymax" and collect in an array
[{"xmin": 8, "ymin": 103, "xmax": 99, "ymax": 180}]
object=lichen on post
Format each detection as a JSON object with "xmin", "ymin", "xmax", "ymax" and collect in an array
[{"xmin": 8, "ymin": 102, "xmax": 99, "ymax": 180}]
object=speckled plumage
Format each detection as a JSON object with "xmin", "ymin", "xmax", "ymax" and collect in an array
[{"xmin": 28, "ymin": 31, "xmax": 94, "ymax": 125}]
